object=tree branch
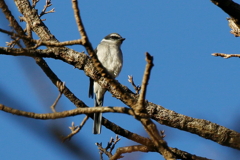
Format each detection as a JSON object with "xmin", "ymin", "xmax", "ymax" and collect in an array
[
  {"xmin": 147, "ymin": 101, "xmax": 240, "ymax": 150},
  {"xmin": 211, "ymin": 0, "xmax": 240, "ymax": 27},
  {"xmin": 134, "ymin": 52, "xmax": 175, "ymax": 159},
  {"xmin": 212, "ymin": 52, "xmax": 240, "ymax": 58},
  {"xmin": 111, "ymin": 145, "xmax": 153, "ymax": 160},
  {"xmin": 0, "ymin": 104, "xmax": 134, "ymax": 119},
  {"xmin": 62, "ymin": 117, "xmax": 89, "ymax": 142}
]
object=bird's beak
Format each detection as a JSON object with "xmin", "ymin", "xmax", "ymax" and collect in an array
[{"xmin": 121, "ymin": 38, "xmax": 126, "ymax": 42}]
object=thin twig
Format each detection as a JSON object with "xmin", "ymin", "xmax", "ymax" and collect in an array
[
  {"xmin": 95, "ymin": 143, "xmax": 104, "ymax": 160},
  {"xmin": 109, "ymin": 135, "xmax": 121, "ymax": 153},
  {"xmin": 0, "ymin": 0, "xmax": 34, "ymax": 47},
  {"xmin": 62, "ymin": 116, "xmax": 89, "ymax": 142},
  {"xmin": 212, "ymin": 52, "xmax": 240, "ymax": 59},
  {"xmin": 39, "ymin": 0, "xmax": 55, "ymax": 18},
  {"xmin": 128, "ymin": 75, "xmax": 141, "ymax": 94},
  {"xmin": 50, "ymin": 81, "xmax": 65, "ymax": 112},
  {"xmin": 6, "ymin": 37, "xmax": 22, "ymax": 48},
  {"xmin": 96, "ymin": 136, "xmax": 121, "ymax": 159},
  {"xmin": 0, "ymin": 28, "xmax": 84, "ymax": 48},
  {"xmin": 72, "ymin": 0, "xmax": 88, "ymax": 43}
]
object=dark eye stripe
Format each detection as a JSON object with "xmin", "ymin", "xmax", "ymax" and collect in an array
[
  {"xmin": 111, "ymin": 36, "xmax": 120, "ymax": 40},
  {"xmin": 104, "ymin": 33, "xmax": 122, "ymax": 40}
]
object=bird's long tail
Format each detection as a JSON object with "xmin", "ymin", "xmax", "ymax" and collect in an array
[{"xmin": 93, "ymin": 96, "xmax": 104, "ymax": 134}]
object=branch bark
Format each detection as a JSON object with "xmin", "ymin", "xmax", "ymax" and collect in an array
[{"xmin": 211, "ymin": 0, "xmax": 240, "ymax": 27}]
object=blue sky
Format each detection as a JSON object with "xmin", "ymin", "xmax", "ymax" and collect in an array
[{"xmin": 1, "ymin": 1, "xmax": 240, "ymax": 160}]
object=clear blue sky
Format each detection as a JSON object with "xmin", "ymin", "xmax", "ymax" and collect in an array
[{"xmin": 1, "ymin": 1, "xmax": 240, "ymax": 160}]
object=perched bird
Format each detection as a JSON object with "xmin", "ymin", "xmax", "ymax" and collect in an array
[{"xmin": 89, "ymin": 33, "xmax": 125, "ymax": 134}]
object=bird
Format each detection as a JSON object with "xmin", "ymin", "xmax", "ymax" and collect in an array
[{"xmin": 89, "ymin": 33, "xmax": 125, "ymax": 134}]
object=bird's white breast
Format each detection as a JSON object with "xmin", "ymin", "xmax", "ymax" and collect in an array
[{"xmin": 96, "ymin": 42, "xmax": 123, "ymax": 78}]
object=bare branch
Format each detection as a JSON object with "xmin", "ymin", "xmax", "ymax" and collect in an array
[
  {"xmin": 169, "ymin": 148, "xmax": 211, "ymax": 160},
  {"xmin": 133, "ymin": 52, "xmax": 175, "ymax": 159},
  {"xmin": 109, "ymin": 135, "xmax": 121, "ymax": 153},
  {"xmin": 96, "ymin": 136, "xmax": 121, "ymax": 159},
  {"xmin": 211, "ymin": 0, "xmax": 240, "ymax": 27},
  {"xmin": 62, "ymin": 116, "xmax": 89, "ymax": 142},
  {"xmin": 212, "ymin": 52, "xmax": 240, "ymax": 59},
  {"xmin": 95, "ymin": 142, "xmax": 104, "ymax": 160},
  {"xmin": 6, "ymin": 37, "xmax": 22, "ymax": 48},
  {"xmin": 39, "ymin": 0, "xmax": 55, "ymax": 17},
  {"xmin": 0, "ymin": 28, "xmax": 84, "ymax": 48},
  {"xmin": 128, "ymin": 75, "xmax": 141, "ymax": 94},
  {"xmin": 147, "ymin": 101, "xmax": 240, "ymax": 150},
  {"xmin": 111, "ymin": 145, "xmax": 153, "ymax": 160},
  {"xmin": 136, "ymin": 52, "xmax": 154, "ymax": 113},
  {"xmin": 0, "ymin": 104, "xmax": 134, "ymax": 119},
  {"xmin": 0, "ymin": 0, "xmax": 33, "ymax": 47},
  {"xmin": 50, "ymin": 81, "xmax": 65, "ymax": 113},
  {"xmin": 110, "ymin": 145, "xmax": 211, "ymax": 160}
]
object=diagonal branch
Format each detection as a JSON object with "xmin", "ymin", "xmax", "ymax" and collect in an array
[
  {"xmin": 211, "ymin": 0, "xmax": 240, "ymax": 27},
  {"xmin": 134, "ymin": 53, "xmax": 175, "ymax": 159},
  {"xmin": 72, "ymin": 0, "xmax": 88, "ymax": 43}
]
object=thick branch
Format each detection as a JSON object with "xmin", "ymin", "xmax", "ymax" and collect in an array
[
  {"xmin": 147, "ymin": 101, "xmax": 240, "ymax": 150},
  {"xmin": 211, "ymin": 0, "xmax": 240, "ymax": 26},
  {"xmin": 111, "ymin": 145, "xmax": 153, "ymax": 160}
]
